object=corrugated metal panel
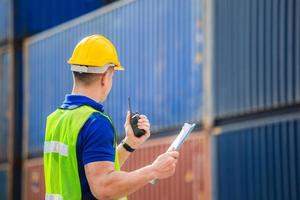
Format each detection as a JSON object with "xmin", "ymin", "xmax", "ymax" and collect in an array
[
  {"xmin": 0, "ymin": 164, "xmax": 8, "ymax": 200},
  {"xmin": 23, "ymin": 158, "xmax": 45, "ymax": 200},
  {"xmin": 295, "ymin": 0, "xmax": 300, "ymax": 102},
  {"xmin": 123, "ymin": 133, "xmax": 211, "ymax": 200},
  {"xmin": 22, "ymin": 133, "xmax": 211, "ymax": 200},
  {"xmin": 213, "ymin": 0, "xmax": 300, "ymax": 119},
  {"xmin": 13, "ymin": 0, "xmax": 107, "ymax": 39},
  {"xmin": 213, "ymin": 115, "xmax": 300, "ymax": 200},
  {"xmin": 24, "ymin": 0, "xmax": 203, "ymax": 157},
  {"xmin": 0, "ymin": 0, "xmax": 12, "ymax": 44},
  {"xmin": 0, "ymin": 47, "xmax": 12, "ymax": 163}
]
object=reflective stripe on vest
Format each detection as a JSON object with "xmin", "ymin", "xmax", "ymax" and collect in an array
[
  {"xmin": 45, "ymin": 194, "xmax": 63, "ymax": 200},
  {"xmin": 44, "ymin": 141, "xmax": 68, "ymax": 156}
]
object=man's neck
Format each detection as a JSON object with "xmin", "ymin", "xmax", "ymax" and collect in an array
[{"xmin": 72, "ymin": 86, "xmax": 105, "ymax": 102}]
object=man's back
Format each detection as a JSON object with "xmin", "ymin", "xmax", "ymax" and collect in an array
[{"xmin": 44, "ymin": 95, "xmax": 116, "ymax": 199}]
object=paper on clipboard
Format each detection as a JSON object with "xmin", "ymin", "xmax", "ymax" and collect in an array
[
  {"xmin": 168, "ymin": 123, "xmax": 196, "ymax": 151},
  {"xmin": 150, "ymin": 123, "xmax": 195, "ymax": 185}
]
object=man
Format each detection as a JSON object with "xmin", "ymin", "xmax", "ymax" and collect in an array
[{"xmin": 44, "ymin": 34, "xmax": 179, "ymax": 200}]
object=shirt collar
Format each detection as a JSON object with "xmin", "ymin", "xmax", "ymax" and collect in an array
[{"xmin": 60, "ymin": 94, "xmax": 104, "ymax": 112}]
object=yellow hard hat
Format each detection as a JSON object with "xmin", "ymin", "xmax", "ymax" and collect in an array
[{"xmin": 68, "ymin": 34, "xmax": 124, "ymax": 73}]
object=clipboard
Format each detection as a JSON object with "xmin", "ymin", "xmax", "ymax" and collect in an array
[{"xmin": 150, "ymin": 123, "xmax": 196, "ymax": 185}]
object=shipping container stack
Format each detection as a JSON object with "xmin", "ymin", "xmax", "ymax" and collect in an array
[
  {"xmin": 0, "ymin": 46, "xmax": 13, "ymax": 200},
  {"xmin": 0, "ymin": 0, "xmax": 299, "ymax": 199},
  {"xmin": 211, "ymin": 0, "xmax": 300, "ymax": 199},
  {"xmin": 0, "ymin": 0, "xmax": 15, "ymax": 199},
  {"xmin": 0, "ymin": 0, "xmax": 114, "ymax": 199}
]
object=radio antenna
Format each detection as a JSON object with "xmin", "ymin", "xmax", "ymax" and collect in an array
[{"xmin": 128, "ymin": 96, "xmax": 132, "ymax": 115}]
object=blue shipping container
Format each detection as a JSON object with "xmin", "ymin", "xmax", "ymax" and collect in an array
[
  {"xmin": 24, "ymin": 0, "xmax": 203, "ymax": 157},
  {"xmin": 212, "ymin": 114, "xmax": 300, "ymax": 200},
  {"xmin": 0, "ymin": 47, "xmax": 12, "ymax": 163},
  {"xmin": 13, "ymin": 0, "xmax": 108, "ymax": 39},
  {"xmin": 0, "ymin": 165, "xmax": 8, "ymax": 200},
  {"xmin": 0, "ymin": 0, "xmax": 12, "ymax": 44},
  {"xmin": 213, "ymin": 0, "xmax": 300, "ymax": 118}
]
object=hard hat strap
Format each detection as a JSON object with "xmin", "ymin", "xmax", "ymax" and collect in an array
[{"xmin": 71, "ymin": 64, "xmax": 114, "ymax": 74}]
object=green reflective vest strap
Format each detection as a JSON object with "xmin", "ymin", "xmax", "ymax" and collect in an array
[{"xmin": 44, "ymin": 105, "xmax": 127, "ymax": 200}]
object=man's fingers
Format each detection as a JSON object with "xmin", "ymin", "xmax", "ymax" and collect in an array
[
  {"xmin": 137, "ymin": 122, "xmax": 150, "ymax": 128},
  {"xmin": 137, "ymin": 120, "xmax": 150, "ymax": 125},
  {"xmin": 127, "ymin": 111, "xmax": 131, "ymax": 120},
  {"xmin": 124, "ymin": 111, "xmax": 131, "ymax": 126},
  {"xmin": 140, "ymin": 130, "xmax": 151, "ymax": 139},
  {"xmin": 137, "ymin": 120, "xmax": 150, "ymax": 130},
  {"xmin": 168, "ymin": 151, "xmax": 179, "ymax": 159},
  {"xmin": 138, "ymin": 118, "xmax": 149, "ymax": 124},
  {"xmin": 145, "ymin": 130, "xmax": 151, "ymax": 136},
  {"xmin": 139, "ymin": 115, "xmax": 148, "ymax": 119},
  {"xmin": 137, "ymin": 125, "xmax": 149, "ymax": 132},
  {"xmin": 138, "ymin": 117, "xmax": 149, "ymax": 124}
]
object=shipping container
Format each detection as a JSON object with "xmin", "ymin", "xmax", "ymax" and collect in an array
[
  {"xmin": 1, "ymin": 0, "xmax": 115, "ymax": 43},
  {"xmin": 23, "ymin": 158, "xmax": 44, "ymax": 200},
  {"xmin": 0, "ymin": 46, "xmax": 13, "ymax": 163},
  {"xmin": 212, "ymin": 113, "xmax": 300, "ymax": 200},
  {"xmin": 24, "ymin": 0, "xmax": 203, "ymax": 157},
  {"xmin": 0, "ymin": 164, "xmax": 8, "ymax": 200},
  {"xmin": 123, "ymin": 132, "xmax": 211, "ymax": 200},
  {"xmin": 23, "ymin": 132, "xmax": 211, "ymax": 200},
  {"xmin": 13, "ymin": 0, "xmax": 110, "ymax": 40},
  {"xmin": 0, "ymin": 0, "xmax": 12, "ymax": 44},
  {"xmin": 213, "ymin": 0, "xmax": 300, "ymax": 119}
]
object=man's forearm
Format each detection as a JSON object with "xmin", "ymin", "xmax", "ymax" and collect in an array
[
  {"xmin": 95, "ymin": 165, "xmax": 156, "ymax": 199},
  {"xmin": 117, "ymin": 144, "xmax": 131, "ymax": 167}
]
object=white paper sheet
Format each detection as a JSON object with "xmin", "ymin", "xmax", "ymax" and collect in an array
[{"xmin": 168, "ymin": 123, "xmax": 196, "ymax": 151}]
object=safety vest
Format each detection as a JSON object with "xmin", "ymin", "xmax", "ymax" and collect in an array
[{"xmin": 44, "ymin": 105, "xmax": 127, "ymax": 200}]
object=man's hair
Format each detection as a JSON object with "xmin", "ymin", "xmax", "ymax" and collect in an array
[{"xmin": 72, "ymin": 71, "xmax": 102, "ymax": 86}]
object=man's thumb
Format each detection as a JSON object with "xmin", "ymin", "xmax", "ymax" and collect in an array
[{"xmin": 126, "ymin": 111, "xmax": 131, "ymax": 121}]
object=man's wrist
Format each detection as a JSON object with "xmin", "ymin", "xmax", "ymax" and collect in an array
[
  {"xmin": 123, "ymin": 137, "xmax": 139, "ymax": 149},
  {"xmin": 145, "ymin": 164, "xmax": 158, "ymax": 181},
  {"xmin": 121, "ymin": 140, "xmax": 135, "ymax": 152}
]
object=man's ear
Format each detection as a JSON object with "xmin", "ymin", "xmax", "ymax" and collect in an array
[
  {"xmin": 101, "ymin": 71, "xmax": 110, "ymax": 86},
  {"xmin": 100, "ymin": 73, "xmax": 106, "ymax": 86},
  {"xmin": 100, "ymin": 68, "xmax": 113, "ymax": 86}
]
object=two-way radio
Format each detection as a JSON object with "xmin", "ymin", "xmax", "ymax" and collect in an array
[{"xmin": 128, "ymin": 97, "xmax": 146, "ymax": 137}]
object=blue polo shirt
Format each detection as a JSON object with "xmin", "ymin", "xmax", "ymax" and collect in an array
[{"xmin": 60, "ymin": 95, "xmax": 115, "ymax": 199}]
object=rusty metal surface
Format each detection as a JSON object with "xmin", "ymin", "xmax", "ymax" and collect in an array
[
  {"xmin": 123, "ymin": 132, "xmax": 211, "ymax": 200},
  {"xmin": 22, "ymin": 133, "xmax": 211, "ymax": 200},
  {"xmin": 23, "ymin": 158, "xmax": 44, "ymax": 200}
]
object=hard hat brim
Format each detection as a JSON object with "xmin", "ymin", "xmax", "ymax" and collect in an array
[{"xmin": 114, "ymin": 66, "xmax": 124, "ymax": 71}]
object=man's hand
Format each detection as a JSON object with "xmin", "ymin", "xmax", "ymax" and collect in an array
[
  {"xmin": 124, "ymin": 111, "xmax": 151, "ymax": 149},
  {"xmin": 151, "ymin": 150, "xmax": 179, "ymax": 179}
]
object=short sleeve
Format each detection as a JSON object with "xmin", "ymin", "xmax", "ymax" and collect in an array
[{"xmin": 79, "ymin": 112, "xmax": 115, "ymax": 165}]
